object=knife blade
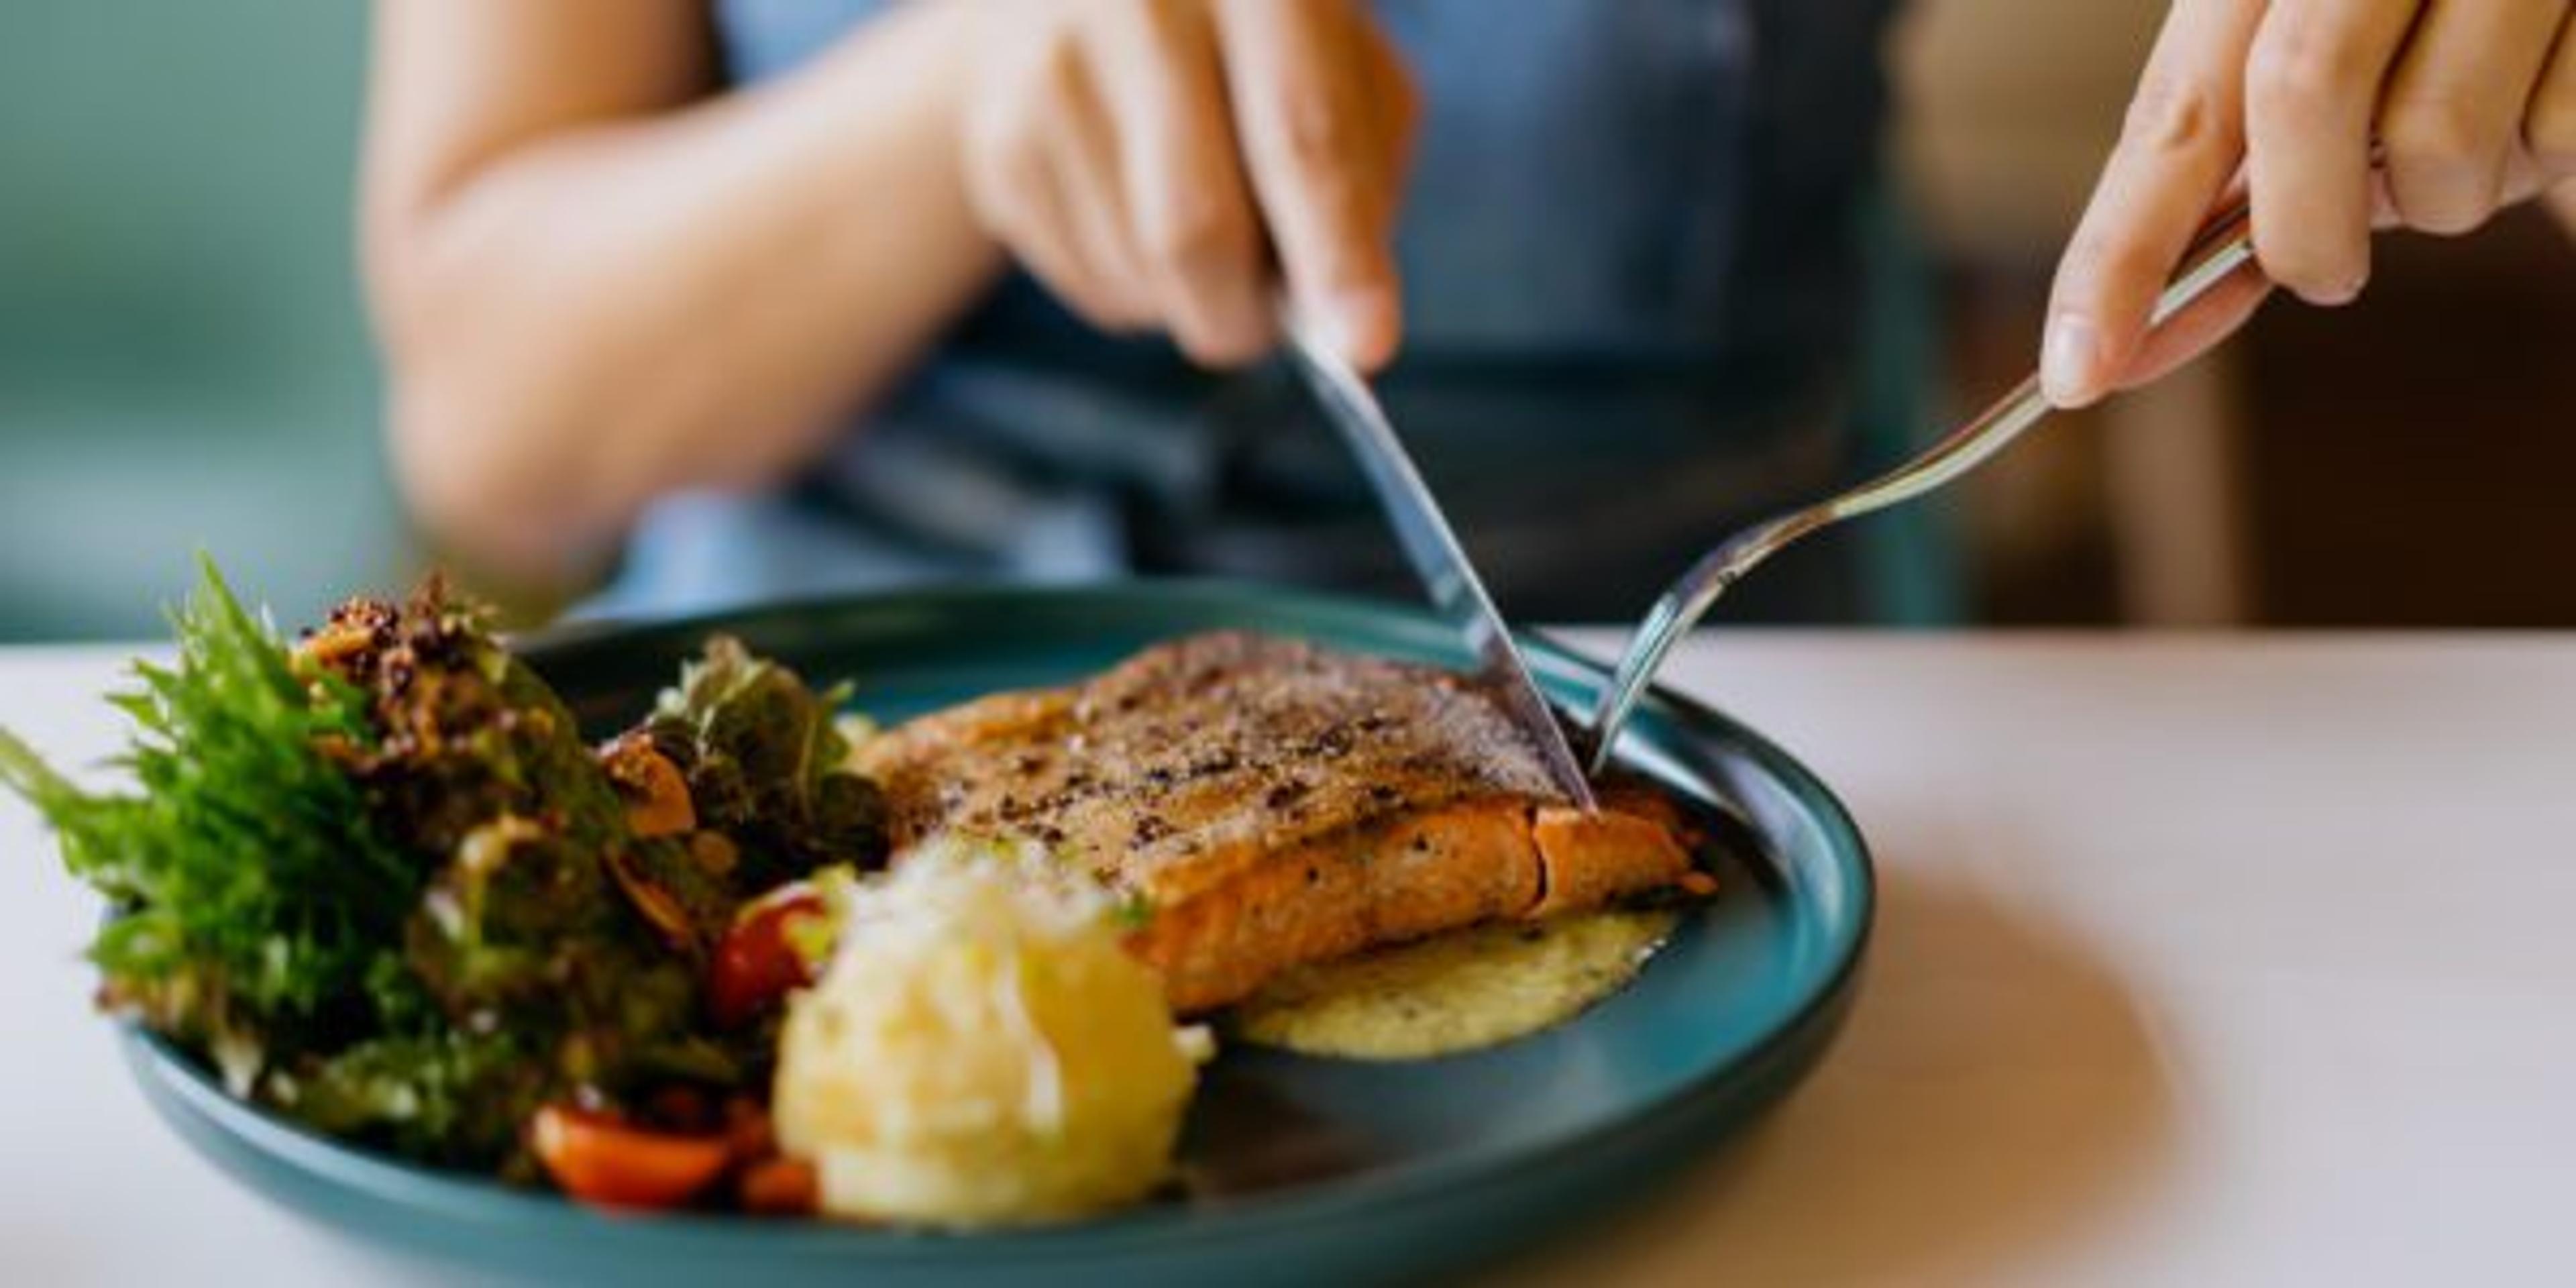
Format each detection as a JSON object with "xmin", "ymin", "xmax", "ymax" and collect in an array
[{"xmin": 1278, "ymin": 307, "xmax": 1599, "ymax": 810}]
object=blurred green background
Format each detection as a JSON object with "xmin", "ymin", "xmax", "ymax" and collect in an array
[{"xmin": 0, "ymin": 0, "xmax": 405, "ymax": 641}]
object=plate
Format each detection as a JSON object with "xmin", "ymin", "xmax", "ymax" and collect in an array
[{"xmin": 121, "ymin": 582, "xmax": 1872, "ymax": 1287}]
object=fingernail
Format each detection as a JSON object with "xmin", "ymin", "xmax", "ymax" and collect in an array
[
  {"xmin": 2041, "ymin": 313, "xmax": 2100, "ymax": 407},
  {"xmin": 1320, "ymin": 286, "xmax": 1397, "ymax": 370},
  {"xmin": 2312, "ymin": 273, "xmax": 2365, "ymax": 307}
]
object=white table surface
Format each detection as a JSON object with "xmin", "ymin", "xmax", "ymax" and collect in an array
[{"xmin": 7, "ymin": 633, "xmax": 2576, "ymax": 1286}]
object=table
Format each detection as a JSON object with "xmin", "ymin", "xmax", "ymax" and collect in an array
[{"xmin": 7, "ymin": 634, "xmax": 2575, "ymax": 1285}]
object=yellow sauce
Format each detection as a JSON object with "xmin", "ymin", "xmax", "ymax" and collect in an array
[{"xmin": 1229, "ymin": 909, "xmax": 1680, "ymax": 1060}]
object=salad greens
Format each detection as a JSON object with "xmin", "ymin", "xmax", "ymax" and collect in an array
[
  {"xmin": 645, "ymin": 636, "xmax": 887, "ymax": 893},
  {"xmin": 1, "ymin": 561, "xmax": 890, "ymax": 1173},
  {"xmin": 0, "ymin": 560, "xmax": 415, "ymax": 1081}
]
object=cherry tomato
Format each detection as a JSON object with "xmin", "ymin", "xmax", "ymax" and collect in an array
[
  {"xmin": 529, "ymin": 1103, "xmax": 731, "ymax": 1210},
  {"xmin": 708, "ymin": 887, "xmax": 826, "ymax": 1028}
]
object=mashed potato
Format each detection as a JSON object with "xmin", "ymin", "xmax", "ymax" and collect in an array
[{"xmin": 772, "ymin": 836, "xmax": 1208, "ymax": 1226}]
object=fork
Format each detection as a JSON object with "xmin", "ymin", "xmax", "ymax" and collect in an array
[{"xmin": 1585, "ymin": 203, "xmax": 2259, "ymax": 773}]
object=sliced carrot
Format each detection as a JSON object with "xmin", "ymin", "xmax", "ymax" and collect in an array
[
  {"xmin": 722, "ymin": 1097, "xmax": 776, "ymax": 1163},
  {"xmin": 738, "ymin": 1158, "xmax": 819, "ymax": 1216},
  {"xmin": 530, "ymin": 1103, "xmax": 731, "ymax": 1210},
  {"xmin": 600, "ymin": 733, "xmax": 696, "ymax": 838}
]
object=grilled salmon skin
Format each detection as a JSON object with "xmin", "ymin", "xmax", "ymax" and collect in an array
[{"xmin": 852, "ymin": 632, "xmax": 1701, "ymax": 1012}]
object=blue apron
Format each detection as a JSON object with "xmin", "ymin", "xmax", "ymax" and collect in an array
[{"xmin": 595, "ymin": 0, "xmax": 1896, "ymax": 623}]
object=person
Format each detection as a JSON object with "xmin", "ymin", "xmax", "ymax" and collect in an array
[{"xmin": 361, "ymin": 0, "xmax": 2576, "ymax": 623}]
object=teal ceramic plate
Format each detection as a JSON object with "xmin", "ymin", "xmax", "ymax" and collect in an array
[{"xmin": 121, "ymin": 582, "xmax": 1872, "ymax": 1287}]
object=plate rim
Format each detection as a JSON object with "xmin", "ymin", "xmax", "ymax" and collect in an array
[{"xmin": 119, "ymin": 578, "xmax": 1876, "ymax": 1260}]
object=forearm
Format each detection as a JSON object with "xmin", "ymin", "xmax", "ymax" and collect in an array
[{"xmin": 369, "ymin": 3, "xmax": 1000, "ymax": 587}]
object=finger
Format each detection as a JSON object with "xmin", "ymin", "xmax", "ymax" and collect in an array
[
  {"xmin": 1022, "ymin": 150, "xmax": 1155, "ymax": 330},
  {"xmin": 2111, "ymin": 169, "xmax": 2280, "ymax": 392},
  {"xmin": 2243, "ymin": 0, "xmax": 2419, "ymax": 304},
  {"xmin": 2371, "ymin": 166, "xmax": 2404, "ymax": 228},
  {"xmin": 2490, "ymin": 148, "xmax": 2555, "ymax": 211},
  {"xmin": 961, "ymin": 39, "xmax": 1151, "ymax": 331},
  {"xmin": 1091, "ymin": 0, "xmax": 1271, "ymax": 366},
  {"xmin": 1217, "ymin": 0, "xmax": 1403, "ymax": 370},
  {"xmin": 2377, "ymin": 0, "xmax": 2565, "ymax": 235},
  {"xmin": 1340, "ymin": 21, "xmax": 1417, "ymax": 355},
  {"xmin": 2528, "ymin": 9, "xmax": 2576, "ymax": 178},
  {"xmin": 1355, "ymin": 19, "xmax": 1422, "ymax": 228},
  {"xmin": 1046, "ymin": 53, "xmax": 1160, "ymax": 329},
  {"xmin": 2044, "ymin": 0, "xmax": 2263, "ymax": 407},
  {"xmin": 2114, "ymin": 261, "xmax": 2274, "ymax": 390}
]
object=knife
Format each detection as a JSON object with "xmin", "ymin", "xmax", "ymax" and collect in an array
[{"xmin": 1278, "ymin": 305, "xmax": 1599, "ymax": 810}]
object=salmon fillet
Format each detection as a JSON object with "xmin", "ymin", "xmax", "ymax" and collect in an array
[{"xmin": 853, "ymin": 632, "xmax": 1700, "ymax": 1011}]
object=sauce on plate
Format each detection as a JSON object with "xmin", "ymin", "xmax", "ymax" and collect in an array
[{"xmin": 1229, "ymin": 908, "xmax": 1679, "ymax": 1060}]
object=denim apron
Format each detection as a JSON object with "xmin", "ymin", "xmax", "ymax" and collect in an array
[{"xmin": 594, "ymin": 0, "xmax": 1896, "ymax": 623}]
